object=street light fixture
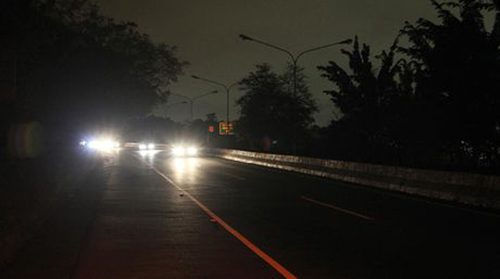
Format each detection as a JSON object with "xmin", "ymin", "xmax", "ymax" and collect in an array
[
  {"xmin": 239, "ymin": 34, "xmax": 352, "ymax": 97},
  {"xmin": 171, "ymin": 90, "xmax": 218, "ymax": 122},
  {"xmin": 191, "ymin": 75, "xmax": 238, "ymax": 123},
  {"xmin": 166, "ymin": 101, "xmax": 188, "ymax": 108},
  {"xmin": 239, "ymin": 34, "xmax": 352, "ymax": 153}
]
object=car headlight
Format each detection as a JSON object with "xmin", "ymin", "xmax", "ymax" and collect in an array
[
  {"xmin": 101, "ymin": 140, "xmax": 114, "ymax": 150},
  {"xmin": 88, "ymin": 140, "xmax": 99, "ymax": 149},
  {"xmin": 139, "ymin": 144, "xmax": 147, "ymax": 150},
  {"xmin": 172, "ymin": 147, "xmax": 185, "ymax": 156},
  {"xmin": 148, "ymin": 143, "xmax": 155, "ymax": 150},
  {"xmin": 187, "ymin": 147, "xmax": 198, "ymax": 156},
  {"xmin": 87, "ymin": 139, "xmax": 119, "ymax": 151}
]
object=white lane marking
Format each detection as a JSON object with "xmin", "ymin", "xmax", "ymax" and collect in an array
[{"xmin": 301, "ymin": 196, "xmax": 375, "ymax": 221}]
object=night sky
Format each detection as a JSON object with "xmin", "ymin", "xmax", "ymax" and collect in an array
[{"xmin": 94, "ymin": 0, "xmax": 436, "ymax": 126}]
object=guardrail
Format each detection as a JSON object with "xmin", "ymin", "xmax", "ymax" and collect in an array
[{"xmin": 205, "ymin": 149, "xmax": 500, "ymax": 210}]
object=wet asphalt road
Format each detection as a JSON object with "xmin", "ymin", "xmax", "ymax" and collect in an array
[{"xmin": 3, "ymin": 149, "xmax": 500, "ymax": 279}]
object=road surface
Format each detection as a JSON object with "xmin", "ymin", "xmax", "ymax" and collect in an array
[{"xmin": 2, "ymin": 149, "xmax": 500, "ymax": 279}]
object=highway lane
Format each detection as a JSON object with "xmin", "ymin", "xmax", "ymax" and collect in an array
[
  {"xmin": 71, "ymin": 151, "xmax": 284, "ymax": 279},
  {"xmin": 2, "ymin": 149, "xmax": 499, "ymax": 279},
  {"xmin": 141, "ymin": 150, "xmax": 500, "ymax": 279}
]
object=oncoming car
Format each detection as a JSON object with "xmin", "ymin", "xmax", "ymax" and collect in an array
[
  {"xmin": 81, "ymin": 138, "xmax": 121, "ymax": 151},
  {"xmin": 139, "ymin": 143, "xmax": 156, "ymax": 150},
  {"xmin": 171, "ymin": 145, "xmax": 199, "ymax": 157}
]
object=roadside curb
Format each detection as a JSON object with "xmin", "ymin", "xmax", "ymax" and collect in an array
[{"xmin": 206, "ymin": 149, "xmax": 500, "ymax": 211}]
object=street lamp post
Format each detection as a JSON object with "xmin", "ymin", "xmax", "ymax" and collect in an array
[
  {"xmin": 171, "ymin": 90, "xmax": 218, "ymax": 122},
  {"xmin": 166, "ymin": 101, "xmax": 188, "ymax": 108},
  {"xmin": 191, "ymin": 75, "xmax": 238, "ymax": 123},
  {"xmin": 239, "ymin": 34, "xmax": 352, "ymax": 154}
]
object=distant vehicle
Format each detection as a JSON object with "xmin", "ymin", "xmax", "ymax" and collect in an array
[
  {"xmin": 79, "ymin": 139, "xmax": 88, "ymax": 146},
  {"xmin": 83, "ymin": 138, "xmax": 120, "ymax": 151},
  {"xmin": 139, "ymin": 143, "xmax": 156, "ymax": 150},
  {"xmin": 171, "ymin": 144, "xmax": 199, "ymax": 157}
]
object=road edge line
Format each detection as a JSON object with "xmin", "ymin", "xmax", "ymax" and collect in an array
[{"xmin": 145, "ymin": 162, "xmax": 298, "ymax": 279}]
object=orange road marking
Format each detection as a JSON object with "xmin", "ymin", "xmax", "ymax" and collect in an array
[
  {"xmin": 147, "ymin": 164, "xmax": 298, "ymax": 279},
  {"xmin": 301, "ymin": 196, "xmax": 375, "ymax": 221}
]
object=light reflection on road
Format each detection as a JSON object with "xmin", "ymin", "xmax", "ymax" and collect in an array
[
  {"xmin": 138, "ymin": 150, "xmax": 161, "ymax": 165},
  {"xmin": 170, "ymin": 157, "xmax": 200, "ymax": 185},
  {"xmin": 137, "ymin": 150, "xmax": 202, "ymax": 187}
]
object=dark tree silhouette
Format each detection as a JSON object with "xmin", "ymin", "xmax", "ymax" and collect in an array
[
  {"xmin": 318, "ymin": 36, "xmax": 411, "ymax": 161},
  {"xmin": 316, "ymin": 0, "xmax": 500, "ymax": 170},
  {"xmin": 236, "ymin": 63, "xmax": 317, "ymax": 152},
  {"xmin": 401, "ymin": 0, "xmax": 500, "ymax": 168},
  {"xmin": 0, "ymin": 0, "xmax": 186, "ymax": 143},
  {"xmin": 123, "ymin": 116, "xmax": 184, "ymax": 143}
]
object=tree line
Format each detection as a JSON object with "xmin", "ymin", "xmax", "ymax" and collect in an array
[
  {"xmin": 2, "ymin": 0, "xmax": 498, "ymax": 171},
  {"xmin": 233, "ymin": 0, "xmax": 500, "ymax": 172},
  {"xmin": 0, "ymin": 0, "xmax": 186, "ymax": 148}
]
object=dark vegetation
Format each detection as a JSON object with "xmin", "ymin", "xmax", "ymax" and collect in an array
[
  {"xmin": 0, "ymin": 0, "xmax": 186, "ymax": 152},
  {"xmin": 1, "ymin": 0, "xmax": 499, "ymax": 172},
  {"xmin": 0, "ymin": 0, "xmax": 185, "ymax": 263},
  {"xmin": 0, "ymin": 0, "xmax": 498, "ymax": 266},
  {"xmin": 234, "ymin": 0, "xmax": 500, "ymax": 172},
  {"xmin": 235, "ymin": 64, "xmax": 317, "ymax": 153}
]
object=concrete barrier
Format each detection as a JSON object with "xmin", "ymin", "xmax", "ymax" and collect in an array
[{"xmin": 206, "ymin": 149, "xmax": 500, "ymax": 210}]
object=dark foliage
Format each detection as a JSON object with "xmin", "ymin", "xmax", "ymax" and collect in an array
[
  {"xmin": 236, "ymin": 63, "xmax": 317, "ymax": 152},
  {"xmin": 318, "ymin": 36, "xmax": 412, "ymax": 163},
  {"xmin": 0, "ymin": 0, "xmax": 186, "ymax": 143},
  {"xmin": 122, "ymin": 116, "xmax": 183, "ymax": 143},
  {"xmin": 317, "ymin": 0, "xmax": 500, "ymax": 171},
  {"xmin": 400, "ymin": 0, "xmax": 500, "ymax": 168}
]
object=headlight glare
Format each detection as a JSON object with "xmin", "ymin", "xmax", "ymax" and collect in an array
[
  {"xmin": 87, "ymin": 139, "xmax": 119, "ymax": 151},
  {"xmin": 187, "ymin": 147, "xmax": 198, "ymax": 155},
  {"xmin": 173, "ymin": 147, "xmax": 185, "ymax": 156},
  {"xmin": 88, "ymin": 140, "xmax": 98, "ymax": 149}
]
